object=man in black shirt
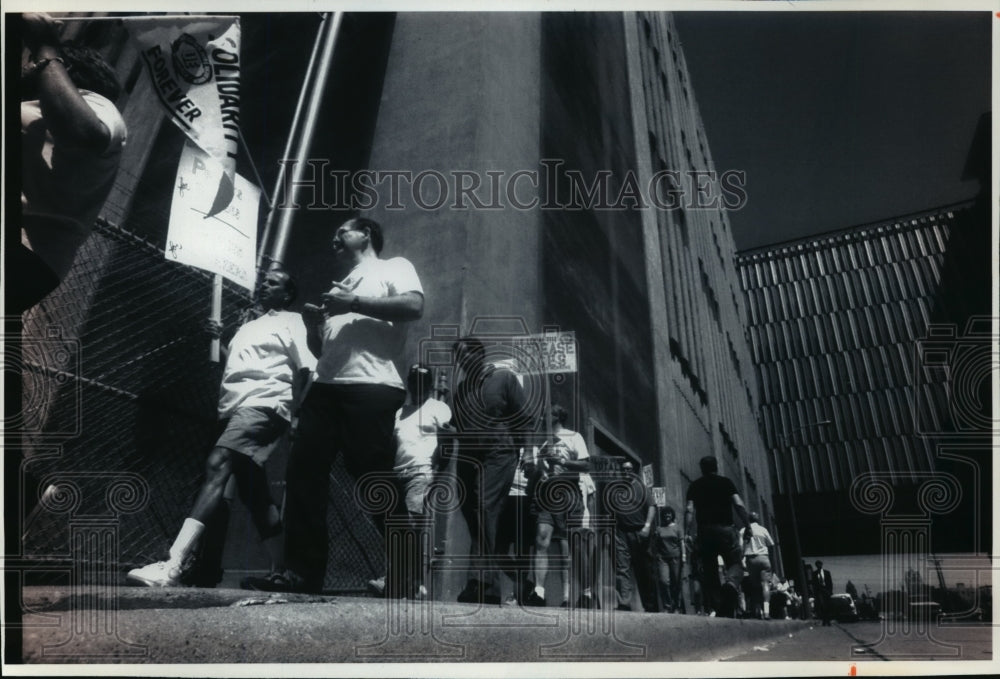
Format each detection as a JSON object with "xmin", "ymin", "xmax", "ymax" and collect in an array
[
  {"xmin": 684, "ymin": 456, "xmax": 752, "ymax": 618},
  {"xmin": 451, "ymin": 337, "xmax": 535, "ymax": 605},
  {"xmin": 610, "ymin": 461, "xmax": 657, "ymax": 612}
]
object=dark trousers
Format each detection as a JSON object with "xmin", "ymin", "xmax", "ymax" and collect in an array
[
  {"xmin": 613, "ymin": 528, "xmax": 657, "ymax": 610},
  {"xmin": 816, "ymin": 591, "xmax": 832, "ymax": 625},
  {"xmin": 456, "ymin": 448, "xmax": 518, "ymax": 599},
  {"xmin": 283, "ymin": 383, "xmax": 405, "ymax": 591},
  {"xmin": 495, "ymin": 494, "xmax": 535, "ymax": 600},
  {"xmin": 385, "ymin": 476, "xmax": 431, "ymax": 599},
  {"xmin": 696, "ymin": 524, "xmax": 744, "ymax": 617},
  {"xmin": 656, "ymin": 557, "xmax": 683, "ymax": 612}
]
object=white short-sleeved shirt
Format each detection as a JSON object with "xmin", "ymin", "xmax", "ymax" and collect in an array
[
  {"xmin": 21, "ymin": 91, "xmax": 127, "ymax": 279},
  {"xmin": 740, "ymin": 522, "xmax": 775, "ymax": 557},
  {"xmin": 394, "ymin": 397, "xmax": 452, "ymax": 471},
  {"xmin": 549, "ymin": 429, "xmax": 596, "ymax": 496},
  {"xmin": 314, "ymin": 256, "xmax": 423, "ymax": 389},
  {"xmin": 218, "ymin": 309, "xmax": 317, "ymax": 421}
]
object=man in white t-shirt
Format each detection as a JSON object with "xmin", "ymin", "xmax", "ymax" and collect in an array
[
  {"xmin": 127, "ymin": 269, "xmax": 315, "ymax": 587},
  {"xmin": 247, "ymin": 217, "xmax": 424, "ymax": 594},
  {"xmin": 15, "ymin": 13, "xmax": 127, "ymax": 313},
  {"xmin": 527, "ymin": 404, "xmax": 596, "ymax": 608}
]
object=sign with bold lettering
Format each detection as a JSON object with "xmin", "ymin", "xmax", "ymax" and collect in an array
[
  {"xmin": 508, "ymin": 331, "xmax": 578, "ymax": 374},
  {"xmin": 128, "ymin": 15, "xmax": 241, "ymax": 216},
  {"xmin": 167, "ymin": 142, "xmax": 258, "ymax": 290}
]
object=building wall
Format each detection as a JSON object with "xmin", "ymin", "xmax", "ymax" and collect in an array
[
  {"xmin": 626, "ymin": 13, "xmax": 773, "ymax": 524},
  {"xmin": 736, "ymin": 201, "xmax": 988, "ymax": 556},
  {"xmin": 367, "ymin": 12, "xmax": 545, "ymax": 358},
  {"xmin": 539, "ymin": 12, "xmax": 657, "ymax": 466},
  {"xmin": 365, "ymin": 10, "xmax": 774, "ymax": 592},
  {"xmin": 738, "ymin": 204, "xmax": 971, "ymax": 494}
]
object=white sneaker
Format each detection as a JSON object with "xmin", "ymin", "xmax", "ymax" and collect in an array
[
  {"xmin": 366, "ymin": 576, "xmax": 386, "ymax": 597},
  {"xmin": 126, "ymin": 560, "xmax": 183, "ymax": 587}
]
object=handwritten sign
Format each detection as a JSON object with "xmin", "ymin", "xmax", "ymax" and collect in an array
[
  {"xmin": 166, "ymin": 141, "xmax": 259, "ymax": 290},
  {"xmin": 642, "ymin": 464, "xmax": 654, "ymax": 488},
  {"xmin": 508, "ymin": 331, "xmax": 578, "ymax": 374},
  {"xmin": 652, "ymin": 487, "xmax": 666, "ymax": 507}
]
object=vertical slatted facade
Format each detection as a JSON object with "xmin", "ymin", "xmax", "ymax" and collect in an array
[{"xmin": 736, "ymin": 204, "xmax": 973, "ymax": 499}]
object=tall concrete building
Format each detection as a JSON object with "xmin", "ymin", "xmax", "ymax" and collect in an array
[
  {"xmin": 13, "ymin": 12, "xmax": 776, "ymax": 591},
  {"xmin": 356, "ymin": 12, "xmax": 774, "ymax": 593},
  {"xmin": 736, "ymin": 198, "xmax": 991, "ymax": 559}
]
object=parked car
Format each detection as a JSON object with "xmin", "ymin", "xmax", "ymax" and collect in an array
[{"xmin": 829, "ymin": 593, "xmax": 859, "ymax": 622}]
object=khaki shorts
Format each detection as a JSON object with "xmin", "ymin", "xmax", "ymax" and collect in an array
[{"xmin": 215, "ymin": 407, "xmax": 288, "ymax": 465}]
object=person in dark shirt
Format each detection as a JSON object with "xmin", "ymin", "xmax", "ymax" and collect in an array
[
  {"xmin": 812, "ymin": 560, "xmax": 834, "ymax": 626},
  {"xmin": 652, "ymin": 506, "xmax": 685, "ymax": 613},
  {"xmin": 684, "ymin": 455, "xmax": 752, "ymax": 618},
  {"xmin": 609, "ymin": 461, "xmax": 658, "ymax": 612},
  {"xmin": 451, "ymin": 337, "xmax": 534, "ymax": 605}
]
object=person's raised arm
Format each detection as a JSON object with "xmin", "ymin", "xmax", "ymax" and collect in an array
[
  {"xmin": 24, "ymin": 14, "xmax": 112, "ymax": 150},
  {"xmin": 322, "ymin": 287, "xmax": 424, "ymax": 322}
]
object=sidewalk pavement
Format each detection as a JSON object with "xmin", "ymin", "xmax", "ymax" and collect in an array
[{"xmin": 15, "ymin": 585, "xmax": 808, "ymax": 664}]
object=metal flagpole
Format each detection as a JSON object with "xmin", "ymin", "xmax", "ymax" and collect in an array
[
  {"xmin": 210, "ymin": 274, "xmax": 223, "ymax": 362},
  {"xmin": 256, "ymin": 12, "xmax": 329, "ymax": 271},
  {"xmin": 268, "ymin": 11, "xmax": 344, "ymax": 266}
]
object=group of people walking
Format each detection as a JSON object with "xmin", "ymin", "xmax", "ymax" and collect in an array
[{"xmin": 125, "ymin": 215, "xmax": 786, "ymax": 619}]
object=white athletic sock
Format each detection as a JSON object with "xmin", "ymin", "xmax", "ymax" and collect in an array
[
  {"xmin": 582, "ymin": 587, "xmax": 593, "ymax": 597},
  {"xmin": 168, "ymin": 518, "xmax": 205, "ymax": 564},
  {"xmin": 534, "ymin": 585, "xmax": 545, "ymax": 598},
  {"xmin": 763, "ymin": 601, "xmax": 770, "ymax": 617}
]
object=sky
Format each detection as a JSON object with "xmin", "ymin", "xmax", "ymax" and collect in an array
[{"xmin": 673, "ymin": 11, "xmax": 992, "ymax": 251}]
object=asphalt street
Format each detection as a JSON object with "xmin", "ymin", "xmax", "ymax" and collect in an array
[{"xmin": 723, "ymin": 620, "xmax": 993, "ymax": 663}]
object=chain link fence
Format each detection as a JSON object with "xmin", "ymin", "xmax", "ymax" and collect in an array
[{"xmin": 17, "ymin": 216, "xmax": 384, "ymax": 591}]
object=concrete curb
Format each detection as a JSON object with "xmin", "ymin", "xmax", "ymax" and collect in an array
[{"xmin": 19, "ymin": 586, "xmax": 811, "ymax": 663}]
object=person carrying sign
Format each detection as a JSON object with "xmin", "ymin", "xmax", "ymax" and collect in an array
[{"xmin": 127, "ymin": 268, "xmax": 313, "ymax": 587}]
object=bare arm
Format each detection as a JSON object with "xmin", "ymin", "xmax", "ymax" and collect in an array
[
  {"xmin": 322, "ymin": 288, "xmax": 424, "ymax": 322},
  {"xmin": 731, "ymin": 493, "xmax": 752, "ymax": 533},
  {"xmin": 561, "ymin": 458, "xmax": 590, "ymax": 472},
  {"xmin": 639, "ymin": 503, "xmax": 657, "ymax": 538},
  {"xmin": 24, "ymin": 15, "xmax": 112, "ymax": 150},
  {"xmin": 684, "ymin": 500, "xmax": 695, "ymax": 537}
]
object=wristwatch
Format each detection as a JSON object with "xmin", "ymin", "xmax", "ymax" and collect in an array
[{"xmin": 349, "ymin": 296, "xmax": 361, "ymax": 313}]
